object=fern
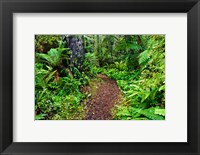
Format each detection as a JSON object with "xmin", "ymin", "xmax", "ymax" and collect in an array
[
  {"xmin": 35, "ymin": 113, "xmax": 47, "ymax": 120},
  {"xmin": 140, "ymin": 107, "xmax": 164, "ymax": 120},
  {"xmin": 116, "ymin": 108, "xmax": 131, "ymax": 117},
  {"xmin": 128, "ymin": 43, "xmax": 141, "ymax": 51},
  {"xmin": 138, "ymin": 50, "xmax": 149, "ymax": 65},
  {"xmin": 154, "ymin": 108, "xmax": 165, "ymax": 116}
]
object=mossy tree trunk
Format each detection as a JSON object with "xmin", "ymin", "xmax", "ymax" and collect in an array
[{"xmin": 63, "ymin": 35, "xmax": 85, "ymax": 74}]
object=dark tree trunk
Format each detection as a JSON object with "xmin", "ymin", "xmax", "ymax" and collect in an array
[
  {"xmin": 63, "ymin": 35, "xmax": 85, "ymax": 74},
  {"xmin": 136, "ymin": 35, "xmax": 142, "ymax": 46}
]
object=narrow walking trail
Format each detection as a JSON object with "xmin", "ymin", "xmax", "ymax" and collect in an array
[{"xmin": 83, "ymin": 74, "xmax": 121, "ymax": 120}]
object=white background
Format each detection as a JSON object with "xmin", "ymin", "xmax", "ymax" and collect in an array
[{"xmin": 13, "ymin": 13, "xmax": 187, "ymax": 142}]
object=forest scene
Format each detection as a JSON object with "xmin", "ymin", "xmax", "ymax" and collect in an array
[{"xmin": 35, "ymin": 34, "xmax": 165, "ymax": 120}]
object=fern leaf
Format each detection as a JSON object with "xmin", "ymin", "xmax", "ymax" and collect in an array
[
  {"xmin": 154, "ymin": 108, "xmax": 165, "ymax": 116},
  {"xmin": 138, "ymin": 50, "xmax": 149, "ymax": 65},
  {"xmin": 36, "ymin": 53, "xmax": 51, "ymax": 64},
  {"xmin": 116, "ymin": 108, "xmax": 131, "ymax": 117},
  {"xmin": 35, "ymin": 114, "xmax": 47, "ymax": 120},
  {"xmin": 141, "ymin": 107, "xmax": 164, "ymax": 120}
]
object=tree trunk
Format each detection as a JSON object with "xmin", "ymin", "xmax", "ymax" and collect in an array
[{"xmin": 63, "ymin": 35, "xmax": 85, "ymax": 74}]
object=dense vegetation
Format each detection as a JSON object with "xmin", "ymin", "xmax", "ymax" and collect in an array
[{"xmin": 35, "ymin": 35, "xmax": 165, "ymax": 120}]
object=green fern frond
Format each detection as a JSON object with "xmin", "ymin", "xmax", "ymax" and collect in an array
[
  {"xmin": 35, "ymin": 113, "xmax": 47, "ymax": 120},
  {"xmin": 138, "ymin": 50, "xmax": 150, "ymax": 65},
  {"xmin": 36, "ymin": 48, "xmax": 62, "ymax": 67},
  {"xmin": 154, "ymin": 108, "xmax": 165, "ymax": 116},
  {"xmin": 141, "ymin": 107, "xmax": 164, "ymax": 120},
  {"xmin": 36, "ymin": 53, "xmax": 52, "ymax": 64}
]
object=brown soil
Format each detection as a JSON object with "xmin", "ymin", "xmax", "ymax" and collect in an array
[{"xmin": 82, "ymin": 74, "xmax": 121, "ymax": 120}]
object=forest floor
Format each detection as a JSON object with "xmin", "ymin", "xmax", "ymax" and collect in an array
[{"xmin": 81, "ymin": 74, "xmax": 122, "ymax": 120}]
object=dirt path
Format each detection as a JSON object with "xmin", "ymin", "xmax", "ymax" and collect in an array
[{"xmin": 83, "ymin": 74, "xmax": 121, "ymax": 120}]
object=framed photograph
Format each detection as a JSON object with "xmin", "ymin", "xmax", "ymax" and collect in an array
[{"xmin": 0, "ymin": 0, "xmax": 199, "ymax": 154}]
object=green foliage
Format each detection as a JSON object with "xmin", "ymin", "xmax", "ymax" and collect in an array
[
  {"xmin": 138, "ymin": 50, "xmax": 149, "ymax": 65},
  {"xmin": 35, "ymin": 36, "xmax": 88, "ymax": 120},
  {"xmin": 115, "ymin": 106, "xmax": 164, "ymax": 120},
  {"xmin": 36, "ymin": 42, "xmax": 70, "ymax": 68},
  {"xmin": 35, "ymin": 114, "xmax": 47, "ymax": 120},
  {"xmin": 35, "ymin": 35, "xmax": 62, "ymax": 53},
  {"xmin": 35, "ymin": 34, "xmax": 165, "ymax": 120},
  {"xmin": 101, "ymin": 35, "xmax": 165, "ymax": 120},
  {"xmin": 154, "ymin": 108, "xmax": 165, "ymax": 116},
  {"xmin": 83, "ymin": 52, "xmax": 99, "ymax": 76},
  {"xmin": 35, "ymin": 70, "xmax": 87, "ymax": 120}
]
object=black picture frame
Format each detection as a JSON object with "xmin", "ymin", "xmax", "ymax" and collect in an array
[{"xmin": 0, "ymin": 0, "xmax": 200, "ymax": 154}]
